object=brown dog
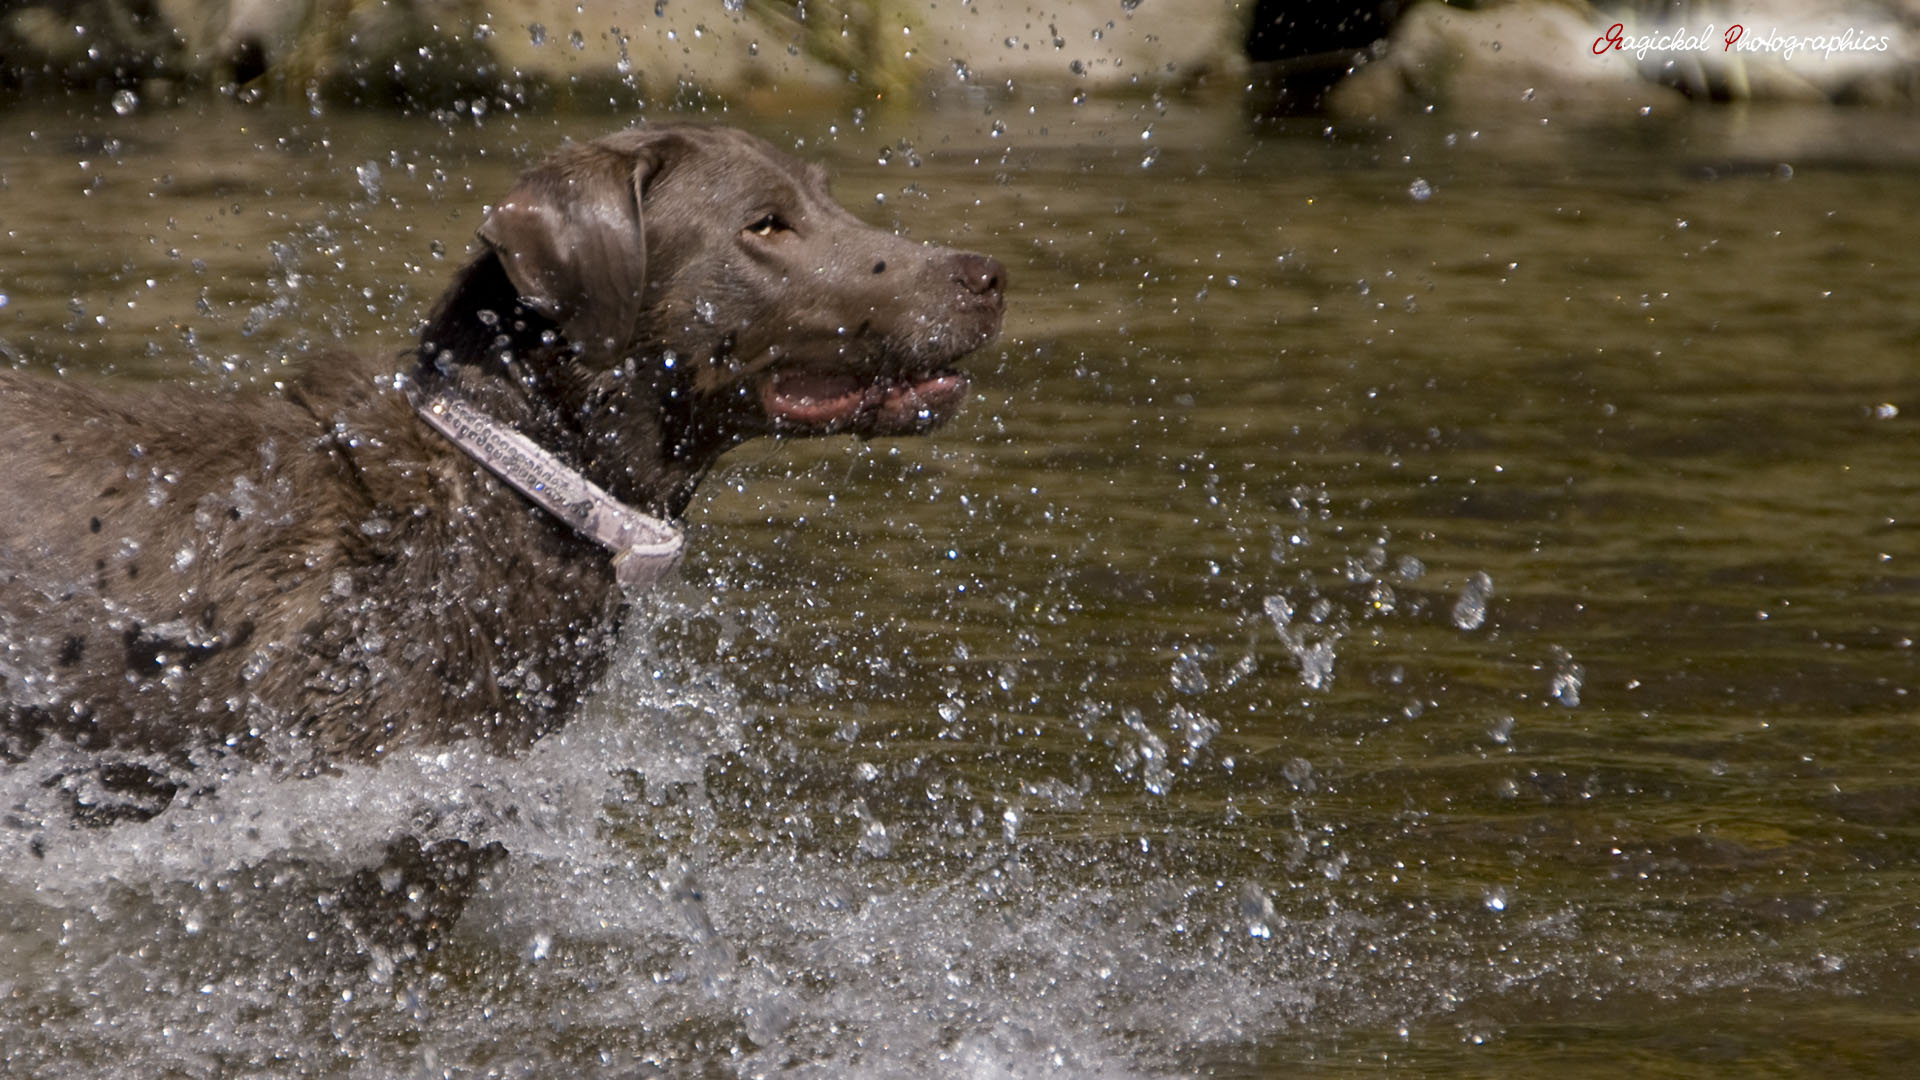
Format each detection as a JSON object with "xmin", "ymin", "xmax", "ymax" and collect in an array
[{"xmin": 0, "ymin": 125, "xmax": 1005, "ymax": 782}]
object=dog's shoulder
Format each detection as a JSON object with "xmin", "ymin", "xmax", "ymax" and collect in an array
[{"xmin": 0, "ymin": 363, "xmax": 363, "ymax": 550}]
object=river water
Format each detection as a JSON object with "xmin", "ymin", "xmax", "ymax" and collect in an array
[{"xmin": 1, "ymin": 93, "xmax": 1917, "ymax": 1077}]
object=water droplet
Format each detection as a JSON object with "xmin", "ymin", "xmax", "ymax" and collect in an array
[
  {"xmin": 1238, "ymin": 883, "xmax": 1277, "ymax": 939},
  {"xmin": 111, "ymin": 89, "xmax": 138, "ymax": 116},
  {"xmin": 1169, "ymin": 651, "xmax": 1207, "ymax": 694},
  {"xmin": 1451, "ymin": 572, "xmax": 1493, "ymax": 631},
  {"xmin": 1121, "ymin": 706, "xmax": 1173, "ymax": 795},
  {"xmin": 858, "ymin": 817, "xmax": 892, "ymax": 858},
  {"xmin": 355, "ymin": 161, "xmax": 382, "ymax": 200},
  {"xmin": 1488, "ymin": 715, "xmax": 1515, "ymax": 745},
  {"xmin": 693, "ymin": 297, "xmax": 717, "ymax": 325},
  {"xmin": 1173, "ymin": 704, "xmax": 1218, "ymax": 750},
  {"xmin": 1264, "ymin": 592, "xmax": 1340, "ymax": 689},
  {"xmin": 528, "ymin": 23, "xmax": 547, "ymax": 46},
  {"xmin": 569, "ymin": 29, "xmax": 585, "ymax": 50},
  {"xmin": 743, "ymin": 996, "xmax": 790, "ymax": 1046},
  {"xmin": 1549, "ymin": 647, "xmax": 1584, "ymax": 707},
  {"xmin": 1281, "ymin": 757, "xmax": 1315, "ymax": 792},
  {"xmin": 1264, "ymin": 594, "xmax": 1293, "ymax": 629},
  {"xmin": 1408, "ymin": 177, "xmax": 1432, "ymax": 201}
]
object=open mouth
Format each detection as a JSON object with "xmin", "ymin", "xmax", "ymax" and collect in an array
[{"xmin": 760, "ymin": 369, "xmax": 971, "ymax": 436}]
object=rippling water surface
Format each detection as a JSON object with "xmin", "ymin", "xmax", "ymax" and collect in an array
[{"xmin": 2, "ymin": 95, "xmax": 1918, "ymax": 1077}]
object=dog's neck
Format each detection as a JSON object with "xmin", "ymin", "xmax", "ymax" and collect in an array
[
  {"xmin": 412, "ymin": 390, "xmax": 683, "ymax": 588},
  {"xmin": 416, "ymin": 252, "xmax": 749, "ymax": 518}
]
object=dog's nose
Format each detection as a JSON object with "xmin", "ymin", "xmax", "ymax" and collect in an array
[{"xmin": 952, "ymin": 253, "xmax": 1006, "ymax": 298}]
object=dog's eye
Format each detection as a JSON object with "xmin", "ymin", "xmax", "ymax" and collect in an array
[{"xmin": 745, "ymin": 214, "xmax": 790, "ymax": 238}]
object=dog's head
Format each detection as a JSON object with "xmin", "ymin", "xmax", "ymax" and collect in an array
[{"xmin": 421, "ymin": 125, "xmax": 1006, "ymax": 468}]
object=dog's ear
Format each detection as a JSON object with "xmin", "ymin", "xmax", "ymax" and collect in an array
[{"xmin": 477, "ymin": 140, "xmax": 663, "ymax": 364}]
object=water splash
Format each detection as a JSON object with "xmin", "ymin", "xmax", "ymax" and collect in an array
[
  {"xmin": 1263, "ymin": 592, "xmax": 1341, "ymax": 690},
  {"xmin": 0, "ymin": 582, "xmax": 1349, "ymax": 1077}
]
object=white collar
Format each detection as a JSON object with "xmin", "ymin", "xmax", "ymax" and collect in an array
[{"xmin": 414, "ymin": 392, "xmax": 683, "ymax": 589}]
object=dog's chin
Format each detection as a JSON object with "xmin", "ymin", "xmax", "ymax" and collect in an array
[{"xmin": 759, "ymin": 368, "xmax": 971, "ymax": 437}]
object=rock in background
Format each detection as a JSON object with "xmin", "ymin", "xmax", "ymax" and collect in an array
[
  {"xmin": 0, "ymin": 0, "xmax": 1251, "ymax": 107},
  {"xmin": 1322, "ymin": 0, "xmax": 1920, "ymax": 117},
  {"xmin": 2, "ymin": 1, "xmax": 1914, "ymax": 111}
]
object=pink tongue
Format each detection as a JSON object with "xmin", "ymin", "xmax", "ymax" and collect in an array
[
  {"xmin": 763, "ymin": 371, "xmax": 868, "ymax": 426},
  {"xmin": 762, "ymin": 371, "xmax": 969, "ymax": 429}
]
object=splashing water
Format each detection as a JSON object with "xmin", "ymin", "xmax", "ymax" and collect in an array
[
  {"xmin": 0, "ymin": 585, "xmax": 1362, "ymax": 1078},
  {"xmin": 1263, "ymin": 593, "xmax": 1342, "ymax": 690}
]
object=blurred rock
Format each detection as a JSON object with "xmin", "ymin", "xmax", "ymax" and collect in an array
[
  {"xmin": 11, "ymin": 0, "xmax": 1909, "ymax": 112},
  {"xmin": 1327, "ymin": 1, "xmax": 1683, "ymax": 116},
  {"xmin": 1628, "ymin": 0, "xmax": 1920, "ymax": 106},
  {"xmin": 891, "ymin": 0, "xmax": 1247, "ymax": 94},
  {"xmin": 446, "ymin": 0, "xmax": 1249, "ymax": 102},
  {"xmin": 3, "ymin": 0, "xmax": 184, "ymax": 88},
  {"xmin": 479, "ymin": 1, "xmax": 843, "ymax": 107},
  {"xmin": 1, "ymin": 0, "xmax": 1248, "ymax": 105},
  {"xmin": 1326, "ymin": 0, "xmax": 1920, "ymax": 118}
]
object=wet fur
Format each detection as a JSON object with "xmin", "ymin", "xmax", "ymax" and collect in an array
[{"xmin": 0, "ymin": 125, "xmax": 1005, "ymax": 779}]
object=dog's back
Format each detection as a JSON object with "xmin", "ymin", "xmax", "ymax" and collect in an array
[
  {"xmin": 0, "ymin": 359, "xmax": 622, "ymax": 764},
  {"xmin": 1, "ymin": 368, "xmax": 313, "ymax": 757}
]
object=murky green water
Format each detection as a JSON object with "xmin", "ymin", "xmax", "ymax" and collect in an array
[{"xmin": 2, "ymin": 95, "xmax": 1918, "ymax": 1077}]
